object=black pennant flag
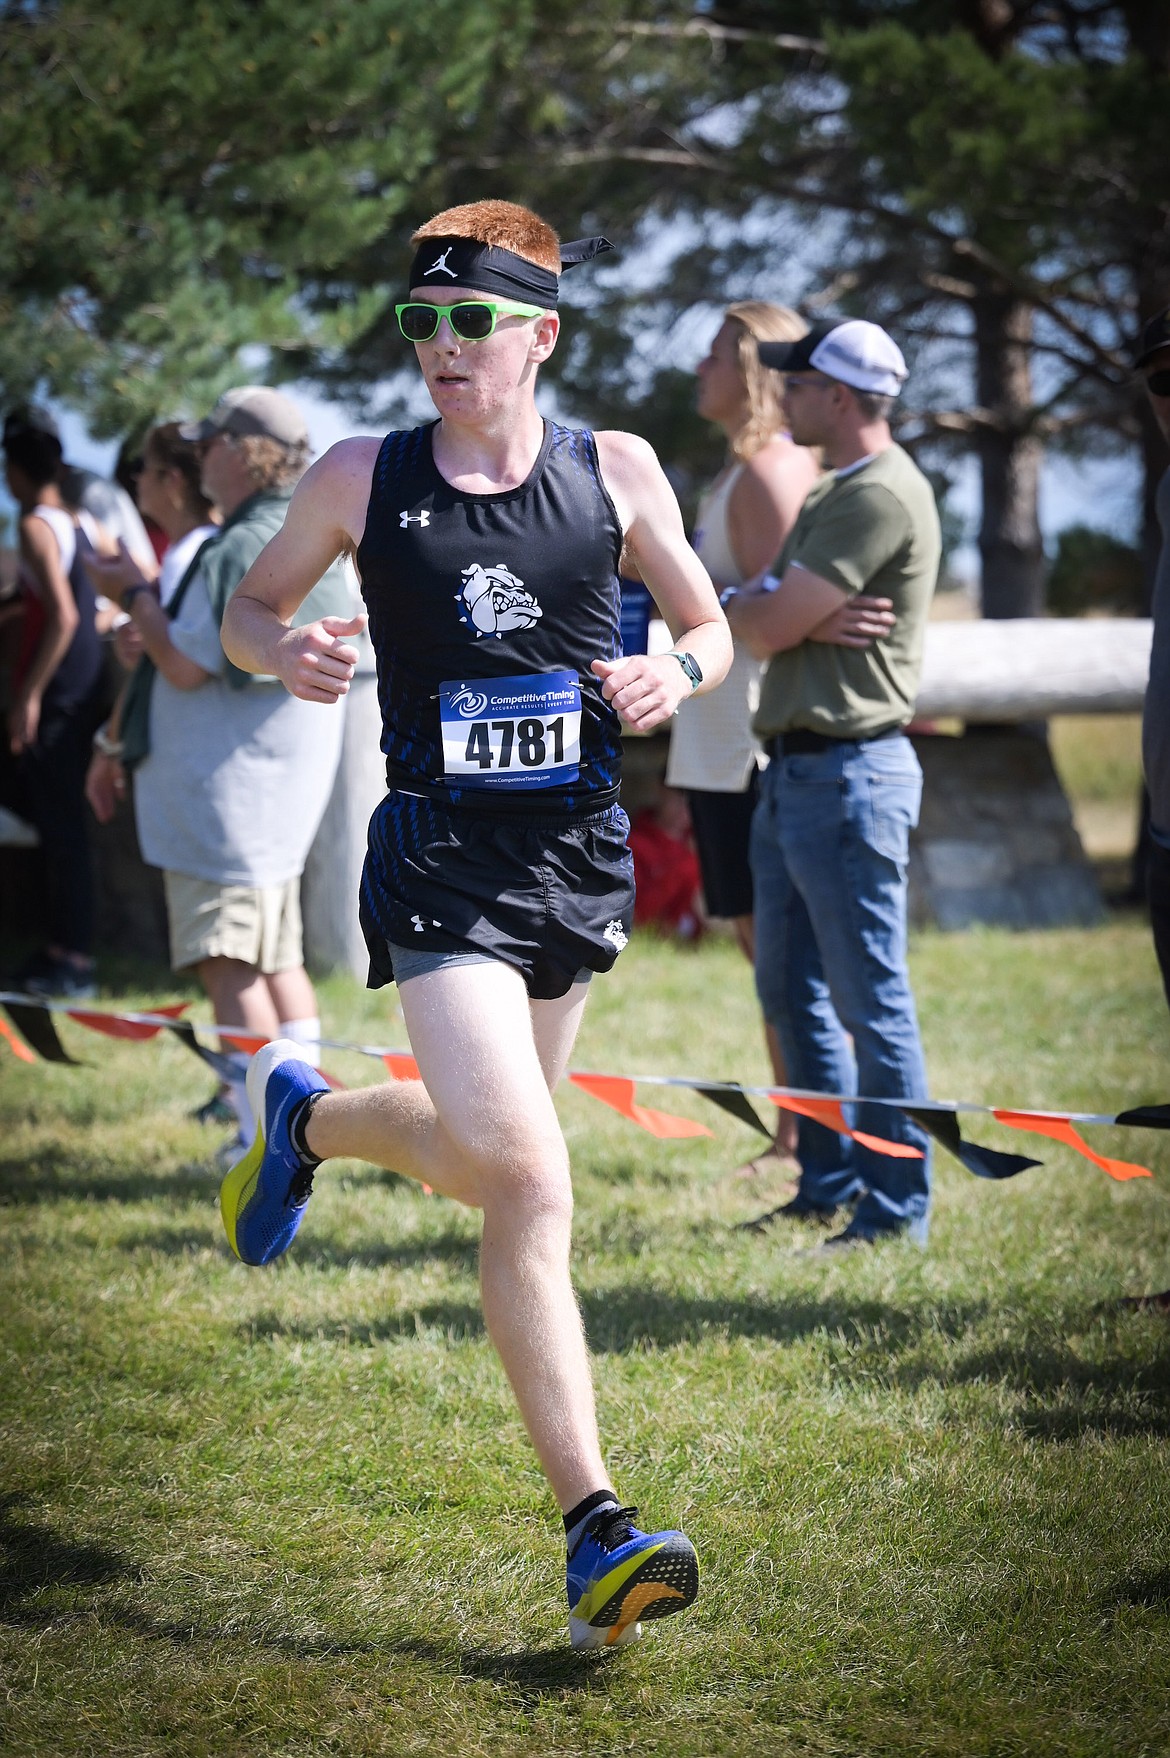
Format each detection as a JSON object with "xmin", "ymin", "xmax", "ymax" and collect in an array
[
  {"xmin": 1114, "ymin": 1103, "xmax": 1170, "ymax": 1130},
  {"xmin": 166, "ymin": 1019, "xmax": 241, "ymax": 1083},
  {"xmin": 689, "ymin": 1082, "xmax": 774, "ymax": 1140},
  {"xmin": 902, "ymin": 1106, "xmax": 1041, "ymax": 1180},
  {"xmin": 1, "ymin": 1000, "xmax": 79, "ymax": 1064}
]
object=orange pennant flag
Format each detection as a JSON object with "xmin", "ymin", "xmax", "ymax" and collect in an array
[
  {"xmin": 992, "ymin": 1110, "xmax": 1152, "ymax": 1181},
  {"xmin": 569, "ymin": 1073, "xmax": 712, "ymax": 1139},
  {"xmin": 220, "ymin": 1032, "xmax": 269, "ymax": 1055},
  {"xmin": 383, "ymin": 1052, "xmax": 421, "ymax": 1081},
  {"xmin": 0, "ymin": 1014, "xmax": 36, "ymax": 1063},
  {"xmin": 65, "ymin": 1002, "xmax": 190, "ymax": 1041},
  {"xmin": 768, "ymin": 1091, "xmax": 923, "ymax": 1158}
]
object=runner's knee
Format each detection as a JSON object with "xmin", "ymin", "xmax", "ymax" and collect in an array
[{"xmin": 448, "ymin": 1118, "xmax": 572, "ymax": 1217}]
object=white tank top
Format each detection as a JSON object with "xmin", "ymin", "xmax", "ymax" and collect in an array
[
  {"xmin": 28, "ymin": 504, "xmax": 101, "ymax": 590},
  {"xmin": 665, "ymin": 463, "xmax": 767, "ymax": 794}
]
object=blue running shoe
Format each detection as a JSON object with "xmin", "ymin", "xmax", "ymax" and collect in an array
[
  {"xmin": 566, "ymin": 1504, "xmax": 698, "ymax": 1650},
  {"xmin": 220, "ymin": 1039, "xmax": 328, "ymax": 1266}
]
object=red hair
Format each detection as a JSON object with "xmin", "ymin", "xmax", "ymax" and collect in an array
[{"xmin": 411, "ymin": 200, "xmax": 561, "ymax": 273}]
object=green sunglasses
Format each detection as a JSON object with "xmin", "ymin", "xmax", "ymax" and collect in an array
[{"xmin": 395, "ymin": 298, "xmax": 546, "ymax": 343}]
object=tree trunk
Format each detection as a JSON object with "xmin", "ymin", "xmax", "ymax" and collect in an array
[
  {"xmin": 973, "ymin": 290, "xmax": 1046, "ymax": 619},
  {"xmin": 1134, "ymin": 249, "xmax": 1170, "ymax": 610}
]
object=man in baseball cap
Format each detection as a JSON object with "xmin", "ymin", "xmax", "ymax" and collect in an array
[
  {"xmin": 725, "ymin": 313, "xmax": 938, "ymax": 1248},
  {"xmin": 86, "ymin": 379, "xmax": 357, "ymax": 1169},
  {"xmin": 179, "ymin": 385, "xmax": 309, "ymax": 449},
  {"xmin": 757, "ymin": 317, "xmax": 909, "ymax": 397}
]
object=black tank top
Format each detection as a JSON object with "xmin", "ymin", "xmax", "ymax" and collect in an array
[{"xmin": 356, "ymin": 419, "xmax": 626, "ymax": 817}]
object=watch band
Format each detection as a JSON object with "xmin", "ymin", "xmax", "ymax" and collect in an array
[
  {"xmin": 93, "ymin": 724, "xmax": 125, "ymax": 759},
  {"xmin": 670, "ymin": 651, "xmax": 703, "ymax": 690}
]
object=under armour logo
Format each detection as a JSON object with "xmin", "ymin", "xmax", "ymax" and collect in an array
[
  {"xmin": 400, "ymin": 509, "xmax": 431, "ymax": 528},
  {"xmin": 411, "ymin": 914, "xmax": 442, "ymax": 933},
  {"xmin": 428, "ymin": 248, "xmax": 457, "ymax": 278}
]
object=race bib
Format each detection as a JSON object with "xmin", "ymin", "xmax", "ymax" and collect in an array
[{"xmin": 440, "ymin": 671, "xmax": 582, "ymax": 790}]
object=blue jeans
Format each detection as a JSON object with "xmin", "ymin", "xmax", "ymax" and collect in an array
[{"xmin": 750, "ymin": 735, "xmax": 932, "ymax": 1240}]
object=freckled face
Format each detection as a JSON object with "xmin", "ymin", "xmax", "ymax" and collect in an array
[{"xmin": 410, "ymin": 286, "xmax": 558, "ymax": 423}]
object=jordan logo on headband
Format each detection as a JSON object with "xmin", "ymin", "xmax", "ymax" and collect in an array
[{"xmin": 409, "ymin": 233, "xmax": 615, "ymax": 310}]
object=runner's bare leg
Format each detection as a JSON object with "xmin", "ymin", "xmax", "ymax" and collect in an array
[{"xmin": 304, "ymin": 960, "xmax": 609, "ymax": 1510}]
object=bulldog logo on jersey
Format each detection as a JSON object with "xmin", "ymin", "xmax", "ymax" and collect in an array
[{"xmin": 457, "ymin": 562, "xmax": 544, "ymax": 638}]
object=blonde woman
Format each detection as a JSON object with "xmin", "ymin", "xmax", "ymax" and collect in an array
[{"xmin": 667, "ymin": 302, "xmax": 887, "ymax": 1173}]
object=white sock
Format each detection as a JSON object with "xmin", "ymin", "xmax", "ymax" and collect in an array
[{"xmin": 279, "ymin": 1016, "xmax": 322, "ymax": 1068}]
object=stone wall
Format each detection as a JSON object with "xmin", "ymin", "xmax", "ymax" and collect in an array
[{"xmin": 908, "ymin": 727, "xmax": 1104, "ymax": 929}]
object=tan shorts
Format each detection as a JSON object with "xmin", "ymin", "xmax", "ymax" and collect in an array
[{"xmin": 164, "ymin": 872, "xmax": 304, "ymax": 974}]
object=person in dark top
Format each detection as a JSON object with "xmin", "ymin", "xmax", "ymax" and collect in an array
[
  {"xmin": 217, "ymin": 200, "xmax": 731, "ymax": 1649},
  {"xmin": 1136, "ymin": 306, "xmax": 1170, "ymax": 1013},
  {"xmin": 1, "ymin": 407, "xmax": 109, "ymax": 997},
  {"xmin": 1128, "ymin": 304, "xmax": 1170, "ymax": 1318}
]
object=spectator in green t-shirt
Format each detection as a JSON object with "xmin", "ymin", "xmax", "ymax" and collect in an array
[
  {"xmin": 725, "ymin": 319, "xmax": 940, "ymax": 1246},
  {"xmin": 85, "ymin": 388, "xmax": 360, "ymax": 1165}
]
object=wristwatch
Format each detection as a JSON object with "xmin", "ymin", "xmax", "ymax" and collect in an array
[
  {"xmin": 93, "ymin": 723, "xmax": 124, "ymax": 759},
  {"xmin": 671, "ymin": 651, "xmax": 703, "ymax": 691}
]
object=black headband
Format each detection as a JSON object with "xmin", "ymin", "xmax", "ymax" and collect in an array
[{"xmin": 407, "ymin": 234, "xmax": 613, "ymax": 308}]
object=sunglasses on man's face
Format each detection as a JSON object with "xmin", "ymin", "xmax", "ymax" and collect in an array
[
  {"xmin": 1146, "ymin": 368, "xmax": 1170, "ymax": 399},
  {"xmin": 395, "ymin": 299, "xmax": 546, "ymax": 343}
]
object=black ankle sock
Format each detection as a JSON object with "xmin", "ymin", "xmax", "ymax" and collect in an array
[
  {"xmin": 288, "ymin": 1092, "xmax": 324, "ymax": 1167},
  {"xmin": 563, "ymin": 1489, "xmax": 618, "ymax": 1543}
]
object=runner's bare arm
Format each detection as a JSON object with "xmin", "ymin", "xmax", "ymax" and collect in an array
[
  {"xmin": 593, "ymin": 430, "xmax": 732, "ymax": 732},
  {"xmin": 220, "ymin": 438, "xmax": 379, "ymax": 703}
]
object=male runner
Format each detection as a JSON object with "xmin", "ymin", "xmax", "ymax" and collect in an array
[{"xmin": 218, "ymin": 200, "xmax": 731, "ymax": 1649}]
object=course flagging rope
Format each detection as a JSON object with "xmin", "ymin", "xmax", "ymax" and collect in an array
[{"xmin": 1, "ymin": 993, "xmax": 1163, "ymax": 1183}]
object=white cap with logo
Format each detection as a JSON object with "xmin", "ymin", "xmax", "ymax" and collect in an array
[{"xmin": 758, "ymin": 319, "xmax": 908, "ymax": 397}]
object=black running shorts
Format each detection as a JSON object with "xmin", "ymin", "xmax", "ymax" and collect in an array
[
  {"xmin": 360, "ymin": 791, "xmax": 636, "ymax": 1001},
  {"xmin": 686, "ymin": 772, "xmax": 761, "ymax": 920}
]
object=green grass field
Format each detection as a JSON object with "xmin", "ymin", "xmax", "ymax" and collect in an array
[{"xmin": 2, "ymin": 922, "xmax": 1169, "ymax": 1757}]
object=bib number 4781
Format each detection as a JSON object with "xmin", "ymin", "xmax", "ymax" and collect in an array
[
  {"xmin": 440, "ymin": 670, "xmax": 581, "ymax": 790},
  {"xmin": 464, "ymin": 716, "xmax": 565, "ymax": 771}
]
